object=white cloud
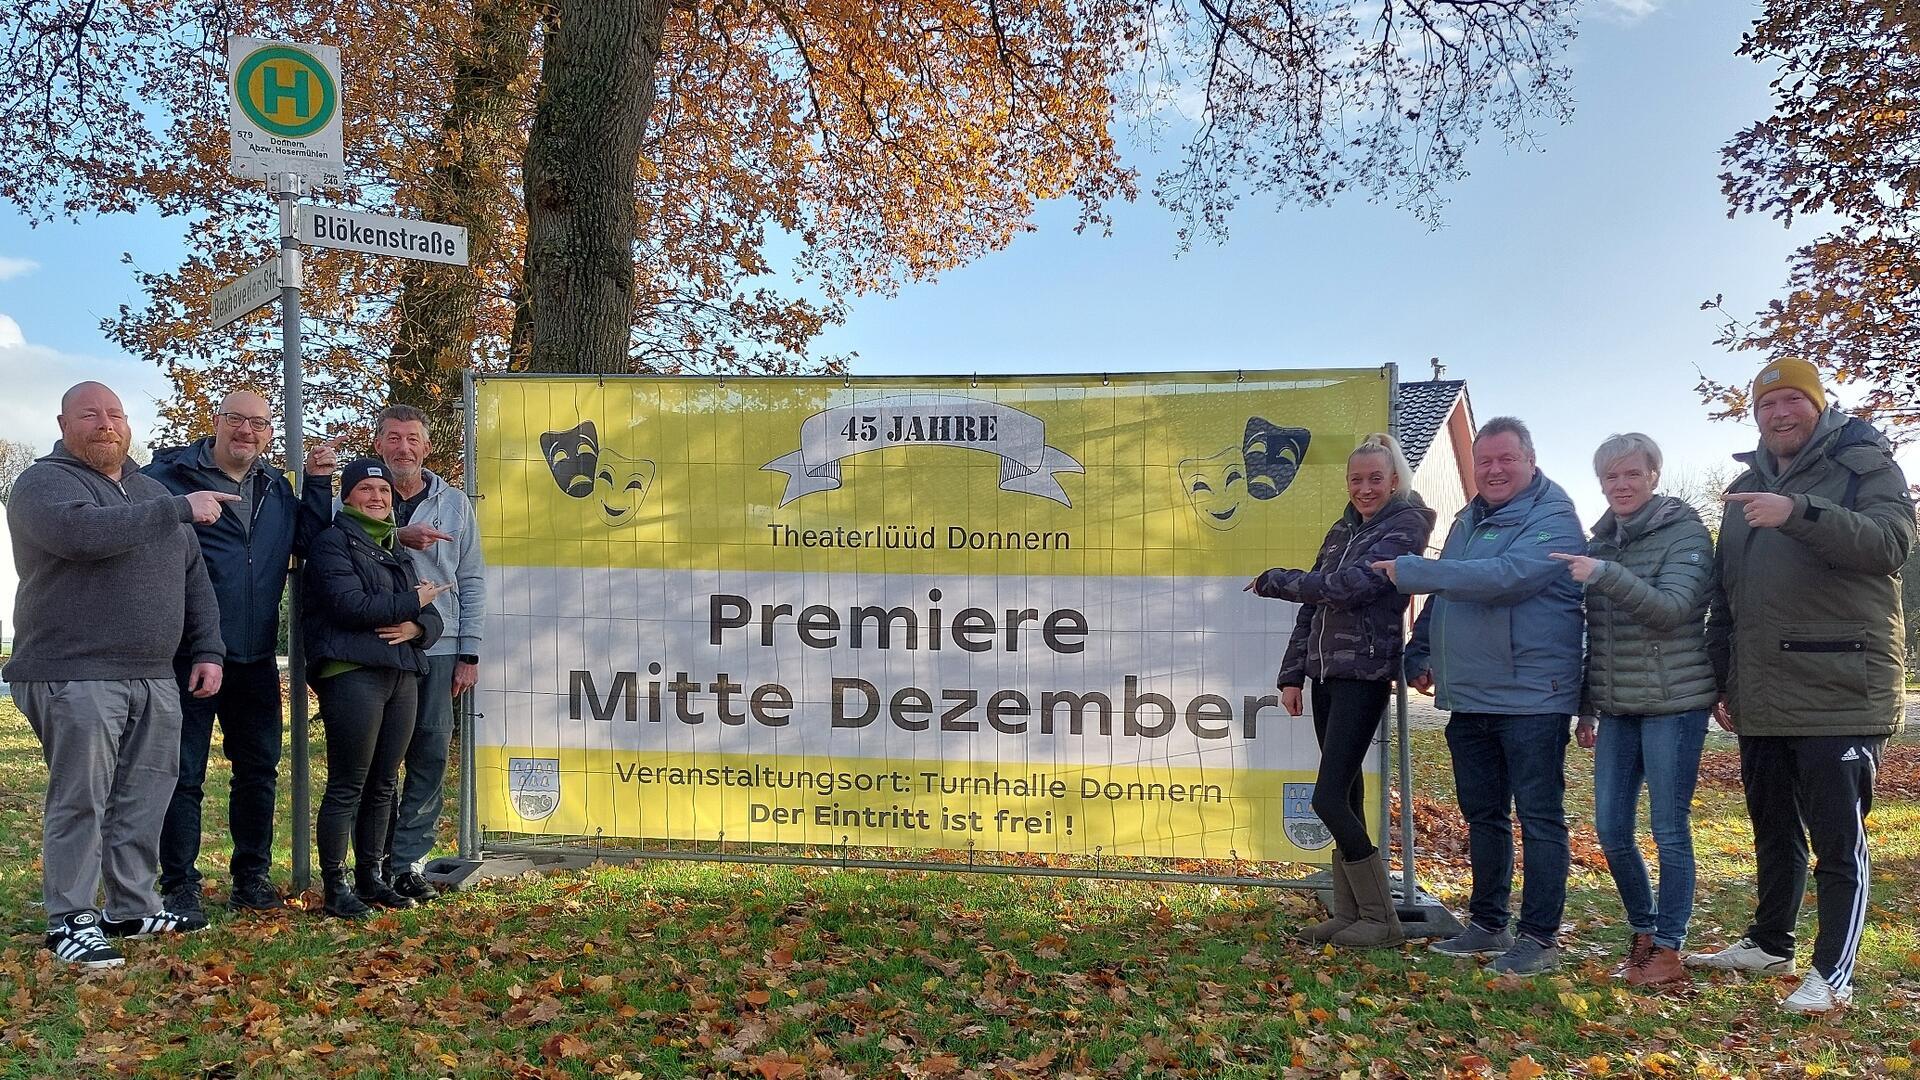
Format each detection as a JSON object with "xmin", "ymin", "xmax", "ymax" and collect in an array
[
  {"xmin": 0, "ymin": 256, "xmax": 40, "ymax": 281},
  {"xmin": 0, "ymin": 312, "xmax": 173, "ymax": 456},
  {"xmin": 1591, "ymin": 0, "xmax": 1660, "ymax": 24}
]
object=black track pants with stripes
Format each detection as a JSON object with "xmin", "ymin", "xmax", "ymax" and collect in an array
[{"xmin": 1737, "ymin": 734, "xmax": 1883, "ymax": 990}]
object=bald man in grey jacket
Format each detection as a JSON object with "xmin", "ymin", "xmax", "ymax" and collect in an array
[{"xmin": 5, "ymin": 382, "xmax": 229, "ymax": 969}]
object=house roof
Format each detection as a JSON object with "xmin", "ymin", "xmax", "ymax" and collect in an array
[{"xmin": 1397, "ymin": 379, "xmax": 1468, "ymax": 471}]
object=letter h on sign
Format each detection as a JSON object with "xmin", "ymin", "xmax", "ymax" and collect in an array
[{"xmin": 263, "ymin": 67, "xmax": 311, "ymax": 117}]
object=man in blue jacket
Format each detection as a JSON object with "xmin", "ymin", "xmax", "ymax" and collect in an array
[
  {"xmin": 1375, "ymin": 416, "xmax": 1586, "ymax": 975},
  {"xmin": 144, "ymin": 391, "xmax": 336, "ymax": 915}
]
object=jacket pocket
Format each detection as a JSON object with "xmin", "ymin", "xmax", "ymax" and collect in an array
[
  {"xmin": 1452, "ymin": 604, "xmax": 1516, "ymax": 681},
  {"xmin": 1773, "ymin": 620, "xmax": 1870, "ymax": 714}
]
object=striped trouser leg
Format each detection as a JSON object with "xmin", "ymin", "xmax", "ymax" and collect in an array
[{"xmin": 1800, "ymin": 735, "xmax": 1884, "ymax": 991}]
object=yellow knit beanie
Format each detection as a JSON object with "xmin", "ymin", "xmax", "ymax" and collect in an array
[{"xmin": 1751, "ymin": 357, "xmax": 1828, "ymax": 412}]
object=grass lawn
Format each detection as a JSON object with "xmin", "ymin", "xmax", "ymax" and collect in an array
[{"xmin": 1, "ymin": 700, "xmax": 1917, "ymax": 1078}]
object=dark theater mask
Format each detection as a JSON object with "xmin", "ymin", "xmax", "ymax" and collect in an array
[
  {"xmin": 1242, "ymin": 418, "xmax": 1310, "ymax": 502},
  {"xmin": 540, "ymin": 421, "xmax": 657, "ymax": 528}
]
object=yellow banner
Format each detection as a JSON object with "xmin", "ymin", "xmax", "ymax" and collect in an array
[{"xmin": 472, "ymin": 371, "xmax": 1392, "ymax": 862}]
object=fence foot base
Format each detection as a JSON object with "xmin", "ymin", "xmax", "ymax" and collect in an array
[
  {"xmin": 423, "ymin": 851, "xmax": 599, "ymax": 892},
  {"xmin": 1390, "ymin": 872, "xmax": 1464, "ymax": 940}
]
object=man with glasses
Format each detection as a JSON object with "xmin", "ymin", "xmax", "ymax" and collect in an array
[{"xmin": 144, "ymin": 391, "xmax": 336, "ymax": 914}]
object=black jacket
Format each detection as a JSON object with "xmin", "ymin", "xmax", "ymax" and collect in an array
[
  {"xmin": 302, "ymin": 516, "xmax": 443, "ymax": 679},
  {"xmin": 144, "ymin": 439, "xmax": 332, "ymax": 664},
  {"xmin": 1262, "ymin": 492, "xmax": 1438, "ymax": 686}
]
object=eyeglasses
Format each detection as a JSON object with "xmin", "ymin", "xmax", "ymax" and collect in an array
[{"xmin": 220, "ymin": 413, "xmax": 271, "ymax": 432}]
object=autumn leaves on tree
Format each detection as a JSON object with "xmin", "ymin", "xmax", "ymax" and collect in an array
[
  {"xmin": 0, "ymin": 0, "xmax": 1579, "ymax": 455},
  {"xmin": 1702, "ymin": 1, "xmax": 1920, "ymax": 438}
]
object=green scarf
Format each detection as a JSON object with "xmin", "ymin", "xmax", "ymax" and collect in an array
[
  {"xmin": 316, "ymin": 505, "xmax": 398, "ymax": 680},
  {"xmin": 342, "ymin": 503, "xmax": 396, "ymax": 548}
]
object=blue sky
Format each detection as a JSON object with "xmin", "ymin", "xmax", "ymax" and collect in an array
[{"xmin": 1, "ymin": 0, "xmax": 1911, "ymax": 525}]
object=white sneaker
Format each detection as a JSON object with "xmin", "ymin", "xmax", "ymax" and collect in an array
[
  {"xmin": 1684, "ymin": 936, "xmax": 1796, "ymax": 974},
  {"xmin": 1783, "ymin": 971, "xmax": 1852, "ymax": 1014}
]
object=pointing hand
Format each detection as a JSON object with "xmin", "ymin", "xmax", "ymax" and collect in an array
[
  {"xmin": 396, "ymin": 522, "xmax": 455, "ymax": 551},
  {"xmin": 184, "ymin": 490, "xmax": 241, "ymax": 524},
  {"xmin": 1549, "ymin": 552, "xmax": 1601, "ymax": 584},
  {"xmin": 1724, "ymin": 491, "xmax": 1793, "ymax": 529},
  {"xmin": 305, "ymin": 435, "xmax": 345, "ymax": 476}
]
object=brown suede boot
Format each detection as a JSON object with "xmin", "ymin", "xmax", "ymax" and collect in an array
[
  {"xmin": 1629, "ymin": 946, "xmax": 1688, "ymax": 988},
  {"xmin": 1303, "ymin": 858, "xmax": 1357, "ymax": 943},
  {"xmin": 1612, "ymin": 932, "xmax": 1654, "ymax": 980},
  {"xmin": 1330, "ymin": 853, "xmax": 1405, "ymax": 949}
]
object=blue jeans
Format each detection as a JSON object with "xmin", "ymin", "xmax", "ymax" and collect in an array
[
  {"xmin": 1445, "ymin": 712, "xmax": 1571, "ymax": 944},
  {"xmin": 386, "ymin": 654, "xmax": 456, "ymax": 876},
  {"xmin": 1593, "ymin": 709, "xmax": 1708, "ymax": 952}
]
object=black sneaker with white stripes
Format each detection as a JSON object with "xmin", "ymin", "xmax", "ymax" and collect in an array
[
  {"xmin": 45, "ymin": 910, "xmax": 125, "ymax": 970},
  {"xmin": 102, "ymin": 907, "xmax": 210, "ymax": 939}
]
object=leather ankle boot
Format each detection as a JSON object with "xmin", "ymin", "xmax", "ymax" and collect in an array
[
  {"xmin": 354, "ymin": 868, "xmax": 418, "ymax": 910},
  {"xmin": 1629, "ymin": 945, "xmax": 1689, "ymax": 988},
  {"xmin": 322, "ymin": 868, "xmax": 372, "ymax": 919}
]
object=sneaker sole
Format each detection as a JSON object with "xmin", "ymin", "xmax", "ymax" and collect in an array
[
  {"xmin": 1783, "ymin": 998, "xmax": 1849, "ymax": 1015},
  {"xmin": 57, "ymin": 956, "xmax": 126, "ymax": 970},
  {"xmin": 1685, "ymin": 958, "xmax": 1795, "ymax": 975},
  {"xmin": 111, "ymin": 924, "xmax": 210, "ymax": 940},
  {"xmin": 1429, "ymin": 942, "xmax": 1510, "ymax": 958}
]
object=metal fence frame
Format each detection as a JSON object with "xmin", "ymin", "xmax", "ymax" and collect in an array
[{"xmin": 451, "ymin": 366, "xmax": 1419, "ymax": 892}]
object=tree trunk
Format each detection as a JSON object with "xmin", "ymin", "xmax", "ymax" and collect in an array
[
  {"xmin": 521, "ymin": 0, "xmax": 668, "ymax": 374},
  {"xmin": 388, "ymin": 0, "xmax": 539, "ymax": 473}
]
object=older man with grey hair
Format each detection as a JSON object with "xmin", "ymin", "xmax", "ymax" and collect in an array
[
  {"xmin": 5, "ymin": 382, "xmax": 228, "ymax": 969},
  {"xmin": 371, "ymin": 403, "xmax": 486, "ymax": 902}
]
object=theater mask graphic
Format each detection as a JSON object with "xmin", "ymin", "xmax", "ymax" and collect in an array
[
  {"xmin": 539, "ymin": 421, "xmax": 656, "ymax": 528},
  {"xmin": 1179, "ymin": 418, "xmax": 1311, "ymax": 530}
]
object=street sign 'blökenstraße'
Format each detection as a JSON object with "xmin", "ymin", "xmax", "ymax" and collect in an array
[
  {"xmin": 228, "ymin": 37, "xmax": 344, "ymax": 186},
  {"xmin": 209, "ymin": 258, "xmax": 284, "ymax": 330},
  {"xmin": 298, "ymin": 207, "xmax": 469, "ymax": 266}
]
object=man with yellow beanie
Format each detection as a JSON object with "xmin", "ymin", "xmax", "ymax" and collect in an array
[{"xmin": 1690, "ymin": 357, "xmax": 1915, "ymax": 1014}]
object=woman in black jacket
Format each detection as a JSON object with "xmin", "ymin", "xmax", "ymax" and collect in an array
[
  {"xmin": 1248, "ymin": 433, "xmax": 1436, "ymax": 948},
  {"xmin": 305, "ymin": 458, "xmax": 451, "ymax": 918}
]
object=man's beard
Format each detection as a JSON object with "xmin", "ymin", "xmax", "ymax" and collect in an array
[
  {"xmin": 76, "ymin": 434, "xmax": 127, "ymax": 472},
  {"xmin": 1763, "ymin": 430, "xmax": 1810, "ymax": 461}
]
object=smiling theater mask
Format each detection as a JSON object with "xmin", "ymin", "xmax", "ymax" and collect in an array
[
  {"xmin": 1179, "ymin": 445, "xmax": 1250, "ymax": 531},
  {"xmin": 1179, "ymin": 417, "xmax": 1311, "ymax": 531}
]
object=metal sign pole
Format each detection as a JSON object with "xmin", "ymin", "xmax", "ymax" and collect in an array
[
  {"xmin": 1396, "ymin": 655, "xmax": 1417, "ymax": 898},
  {"xmin": 277, "ymin": 172, "xmax": 312, "ymax": 895}
]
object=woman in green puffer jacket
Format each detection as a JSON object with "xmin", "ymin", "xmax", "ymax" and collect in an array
[{"xmin": 1550, "ymin": 433, "xmax": 1715, "ymax": 990}]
